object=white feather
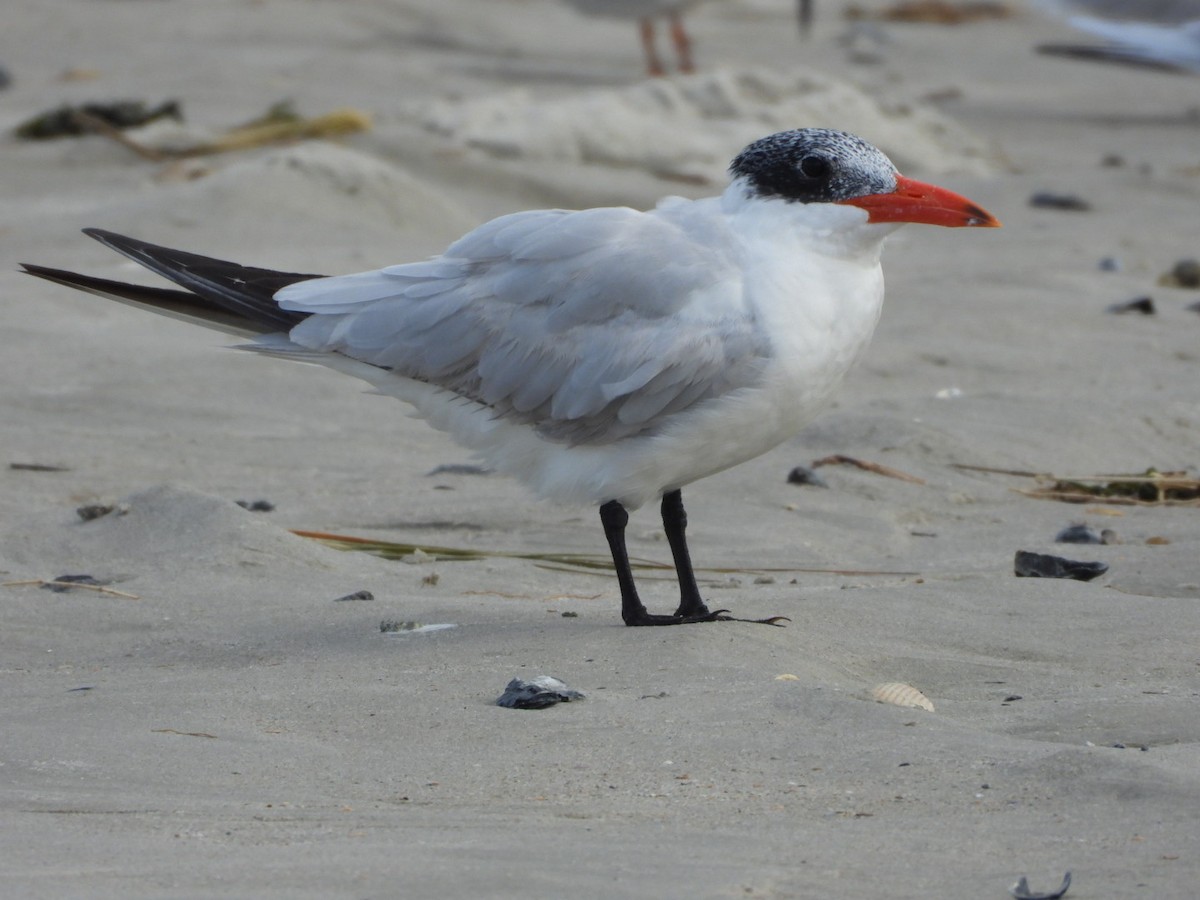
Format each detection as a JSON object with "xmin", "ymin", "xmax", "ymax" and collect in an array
[{"xmin": 263, "ymin": 179, "xmax": 896, "ymax": 509}]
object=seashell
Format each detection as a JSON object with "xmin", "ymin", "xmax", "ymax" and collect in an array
[
  {"xmin": 379, "ymin": 620, "xmax": 456, "ymax": 634},
  {"xmin": 775, "ymin": 673, "xmax": 800, "ymax": 681},
  {"xmin": 871, "ymin": 682, "xmax": 934, "ymax": 712}
]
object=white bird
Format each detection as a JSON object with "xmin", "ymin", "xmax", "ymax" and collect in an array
[
  {"xmin": 557, "ymin": 0, "xmax": 815, "ymax": 77},
  {"xmin": 559, "ymin": 0, "xmax": 706, "ymax": 76},
  {"xmin": 1037, "ymin": 0, "xmax": 1200, "ymax": 73},
  {"xmin": 23, "ymin": 128, "xmax": 999, "ymax": 627}
]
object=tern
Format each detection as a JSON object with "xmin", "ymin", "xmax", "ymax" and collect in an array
[
  {"xmin": 23, "ymin": 128, "xmax": 999, "ymax": 627},
  {"xmin": 559, "ymin": 0, "xmax": 707, "ymax": 76},
  {"xmin": 1036, "ymin": 0, "xmax": 1200, "ymax": 73},
  {"xmin": 558, "ymin": 1, "xmax": 815, "ymax": 77}
]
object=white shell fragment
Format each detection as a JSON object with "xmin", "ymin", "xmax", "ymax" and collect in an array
[
  {"xmin": 380, "ymin": 621, "xmax": 457, "ymax": 635},
  {"xmin": 871, "ymin": 682, "xmax": 935, "ymax": 712}
]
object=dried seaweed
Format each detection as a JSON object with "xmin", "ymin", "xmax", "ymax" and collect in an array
[
  {"xmin": 810, "ymin": 454, "xmax": 926, "ymax": 484},
  {"xmin": 846, "ymin": 1, "xmax": 1012, "ymax": 24},
  {"xmin": 953, "ymin": 465, "xmax": 1200, "ymax": 507},
  {"xmin": 24, "ymin": 100, "xmax": 371, "ymax": 161},
  {"xmin": 292, "ymin": 530, "xmax": 918, "ymax": 578},
  {"xmin": 15, "ymin": 100, "xmax": 182, "ymax": 140}
]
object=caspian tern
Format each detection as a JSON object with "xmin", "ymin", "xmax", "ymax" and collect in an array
[
  {"xmin": 1037, "ymin": 0, "xmax": 1200, "ymax": 73},
  {"xmin": 559, "ymin": 0, "xmax": 706, "ymax": 76},
  {"xmin": 23, "ymin": 128, "xmax": 999, "ymax": 627},
  {"xmin": 558, "ymin": 0, "xmax": 815, "ymax": 77}
]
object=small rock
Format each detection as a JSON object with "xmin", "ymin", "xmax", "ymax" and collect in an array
[
  {"xmin": 1159, "ymin": 259, "xmax": 1200, "ymax": 289},
  {"xmin": 1029, "ymin": 192, "xmax": 1090, "ymax": 211},
  {"xmin": 786, "ymin": 465, "xmax": 828, "ymax": 487},
  {"xmin": 496, "ymin": 675, "xmax": 584, "ymax": 709},
  {"xmin": 425, "ymin": 463, "xmax": 491, "ymax": 477},
  {"xmin": 333, "ymin": 590, "xmax": 374, "ymax": 602},
  {"xmin": 1106, "ymin": 296, "xmax": 1154, "ymax": 315},
  {"xmin": 40, "ymin": 574, "xmax": 105, "ymax": 592},
  {"xmin": 1014, "ymin": 551, "xmax": 1108, "ymax": 582},
  {"xmin": 1054, "ymin": 523, "xmax": 1103, "ymax": 544},
  {"xmin": 76, "ymin": 502, "xmax": 126, "ymax": 521},
  {"xmin": 235, "ymin": 499, "xmax": 275, "ymax": 512}
]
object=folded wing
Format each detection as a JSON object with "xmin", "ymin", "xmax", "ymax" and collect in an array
[{"xmin": 277, "ymin": 205, "xmax": 770, "ymax": 444}]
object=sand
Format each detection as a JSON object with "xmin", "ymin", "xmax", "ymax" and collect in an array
[{"xmin": 3, "ymin": 0, "xmax": 1200, "ymax": 897}]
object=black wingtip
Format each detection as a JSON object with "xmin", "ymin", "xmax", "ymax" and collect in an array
[
  {"xmin": 61, "ymin": 227, "xmax": 322, "ymax": 331},
  {"xmin": 20, "ymin": 260, "xmax": 264, "ymax": 334}
]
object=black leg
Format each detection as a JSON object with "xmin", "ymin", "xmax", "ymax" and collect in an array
[
  {"xmin": 599, "ymin": 496, "xmax": 788, "ymax": 627},
  {"xmin": 600, "ymin": 499, "xmax": 722, "ymax": 626},
  {"xmin": 661, "ymin": 489, "xmax": 710, "ymax": 618}
]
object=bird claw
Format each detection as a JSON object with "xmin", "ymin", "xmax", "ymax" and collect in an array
[
  {"xmin": 711, "ymin": 612, "xmax": 791, "ymax": 627},
  {"xmin": 623, "ymin": 608, "xmax": 789, "ymax": 627}
]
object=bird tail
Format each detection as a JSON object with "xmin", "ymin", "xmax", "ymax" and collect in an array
[{"xmin": 21, "ymin": 228, "xmax": 323, "ymax": 337}]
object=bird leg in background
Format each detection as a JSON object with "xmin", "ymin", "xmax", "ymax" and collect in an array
[
  {"xmin": 661, "ymin": 489, "xmax": 709, "ymax": 618},
  {"xmin": 668, "ymin": 12, "xmax": 695, "ymax": 73},
  {"xmin": 638, "ymin": 18, "xmax": 667, "ymax": 77}
]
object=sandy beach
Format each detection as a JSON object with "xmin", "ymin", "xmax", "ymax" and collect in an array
[{"xmin": 3, "ymin": 1, "xmax": 1200, "ymax": 896}]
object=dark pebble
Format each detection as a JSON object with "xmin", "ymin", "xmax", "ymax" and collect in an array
[
  {"xmin": 1160, "ymin": 259, "xmax": 1200, "ymax": 288},
  {"xmin": 496, "ymin": 676, "xmax": 584, "ymax": 709},
  {"xmin": 1106, "ymin": 296, "xmax": 1154, "ymax": 315},
  {"xmin": 787, "ymin": 465, "xmax": 828, "ymax": 487},
  {"xmin": 76, "ymin": 503, "xmax": 117, "ymax": 521},
  {"xmin": 1029, "ymin": 192, "xmax": 1091, "ymax": 211},
  {"xmin": 235, "ymin": 499, "xmax": 275, "ymax": 512},
  {"xmin": 41, "ymin": 574, "xmax": 104, "ymax": 592},
  {"xmin": 425, "ymin": 463, "xmax": 491, "ymax": 477},
  {"xmin": 1014, "ymin": 551, "xmax": 1108, "ymax": 582},
  {"xmin": 1054, "ymin": 523, "xmax": 1103, "ymax": 544},
  {"xmin": 334, "ymin": 590, "xmax": 374, "ymax": 602}
]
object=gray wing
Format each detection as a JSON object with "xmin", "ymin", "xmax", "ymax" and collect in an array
[
  {"xmin": 276, "ymin": 204, "xmax": 769, "ymax": 445},
  {"xmin": 1045, "ymin": 0, "xmax": 1200, "ymax": 24}
]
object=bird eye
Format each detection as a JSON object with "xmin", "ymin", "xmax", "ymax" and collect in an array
[{"xmin": 798, "ymin": 155, "xmax": 831, "ymax": 179}]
